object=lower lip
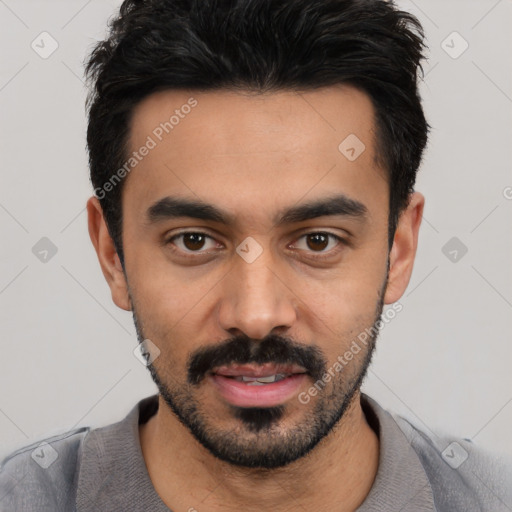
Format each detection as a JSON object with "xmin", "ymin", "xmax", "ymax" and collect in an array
[{"xmin": 209, "ymin": 374, "xmax": 308, "ymax": 408}]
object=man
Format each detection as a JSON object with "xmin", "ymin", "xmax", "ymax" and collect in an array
[{"xmin": 1, "ymin": 0, "xmax": 510, "ymax": 510}]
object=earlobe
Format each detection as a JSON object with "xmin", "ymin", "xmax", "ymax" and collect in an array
[
  {"xmin": 384, "ymin": 192, "xmax": 424, "ymax": 304},
  {"xmin": 86, "ymin": 196, "xmax": 132, "ymax": 311}
]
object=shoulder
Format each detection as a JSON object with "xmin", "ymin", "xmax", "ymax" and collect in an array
[
  {"xmin": 0, "ymin": 396, "xmax": 156, "ymax": 512},
  {"xmin": 0, "ymin": 427, "xmax": 89, "ymax": 512},
  {"xmin": 393, "ymin": 413, "xmax": 512, "ymax": 511}
]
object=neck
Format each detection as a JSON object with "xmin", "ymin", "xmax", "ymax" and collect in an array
[{"xmin": 140, "ymin": 392, "xmax": 379, "ymax": 512}]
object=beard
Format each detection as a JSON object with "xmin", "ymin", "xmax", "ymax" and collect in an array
[{"xmin": 131, "ymin": 284, "xmax": 385, "ymax": 470}]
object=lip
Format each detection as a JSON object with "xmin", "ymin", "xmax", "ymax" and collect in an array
[
  {"xmin": 208, "ymin": 373, "xmax": 308, "ymax": 408},
  {"xmin": 212, "ymin": 363, "xmax": 307, "ymax": 378}
]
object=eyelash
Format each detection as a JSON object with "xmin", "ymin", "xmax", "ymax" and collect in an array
[{"xmin": 164, "ymin": 231, "xmax": 347, "ymax": 261}]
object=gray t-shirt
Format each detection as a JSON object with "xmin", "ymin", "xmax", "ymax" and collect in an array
[{"xmin": 0, "ymin": 394, "xmax": 510, "ymax": 511}]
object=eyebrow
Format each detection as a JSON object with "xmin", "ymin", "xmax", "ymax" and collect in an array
[{"xmin": 146, "ymin": 194, "xmax": 368, "ymax": 227}]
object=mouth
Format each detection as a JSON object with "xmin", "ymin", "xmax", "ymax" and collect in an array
[{"xmin": 208, "ymin": 363, "xmax": 309, "ymax": 407}]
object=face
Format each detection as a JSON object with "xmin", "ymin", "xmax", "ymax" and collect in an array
[{"xmin": 88, "ymin": 85, "xmax": 422, "ymax": 469}]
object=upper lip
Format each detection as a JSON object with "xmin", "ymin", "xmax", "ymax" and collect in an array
[{"xmin": 212, "ymin": 363, "xmax": 308, "ymax": 378}]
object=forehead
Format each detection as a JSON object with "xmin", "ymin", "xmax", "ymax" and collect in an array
[{"xmin": 123, "ymin": 85, "xmax": 386, "ymax": 224}]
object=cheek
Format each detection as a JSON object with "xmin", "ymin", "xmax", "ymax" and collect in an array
[
  {"xmin": 129, "ymin": 249, "xmax": 223, "ymax": 323},
  {"xmin": 316, "ymin": 302, "xmax": 379, "ymax": 387},
  {"xmin": 128, "ymin": 260, "xmax": 228, "ymax": 369},
  {"xmin": 292, "ymin": 263, "xmax": 384, "ymax": 362},
  {"xmin": 295, "ymin": 264, "xmax": 384, "ymax": 322}
]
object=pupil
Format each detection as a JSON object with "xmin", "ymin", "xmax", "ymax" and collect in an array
[
  {"xmin": 307, "ymin": 233, "xmax": 328, "ymax": 251},
  {"xmin": 184, "ymin": 233, "xmax": 205, "ymax": 251}
]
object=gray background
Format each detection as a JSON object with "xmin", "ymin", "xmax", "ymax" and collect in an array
[{"xmin": 1, "ymin": 0, "xmax": 511, "ymax": 461}]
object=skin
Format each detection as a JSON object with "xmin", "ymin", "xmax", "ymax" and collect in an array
[{"xmin": 87, "ymin": 85, "xmax": 424, "ymax": 511}]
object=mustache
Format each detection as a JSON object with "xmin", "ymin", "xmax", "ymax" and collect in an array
[{"xmin": 187, "ymin": 333, "xmax": 327, "ymax": 385}]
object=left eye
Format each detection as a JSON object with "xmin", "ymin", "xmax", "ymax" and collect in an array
[
  {"xmin": 291, "ymin": 232, "xmax": 342, "ymax": 253},
  {"xmin": 170, "ymin": 232, "xmax": 218, "ymax": 252}
]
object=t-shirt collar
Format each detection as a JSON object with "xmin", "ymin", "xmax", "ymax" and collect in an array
[{"xmin": 76, "ymin": 393, "xmax": 436, "ymax": 511}]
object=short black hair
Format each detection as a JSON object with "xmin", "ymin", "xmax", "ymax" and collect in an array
[{"xmin": 85, "ymin": 0, "xmax": 429, "ymax": 268}]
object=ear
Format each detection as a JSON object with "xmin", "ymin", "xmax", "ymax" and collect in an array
[
  {"xmin": 86, "ymin": 196, "xmax": 132, "ymax": 311},
  {"xmin": 384, "ymin": 192, "xmax": 424, "ymax": 304}
]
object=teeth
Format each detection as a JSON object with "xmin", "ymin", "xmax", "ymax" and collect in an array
[
  {"xmin": 246, "ymin": 375, "xmax": 277, "ymax": 383},
  {"xmin": 234, "ymin": 374, "xmax": 288, "ymax": 384}
]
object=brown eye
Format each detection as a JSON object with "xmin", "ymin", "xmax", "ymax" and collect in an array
[
  {"xmin": 291, "ymin": 232, "xmax": 344, "ymax": 257},
  {"xmin": 168, "ymin": 232, "xmax": 218, "ymax": 253},
  {"xmin": 182, "ymin": 233, "xmax": 207, "ymax": 251},
  {"xmin": 306, "ymin": 233, "xmax": 329, "ymax": 251}
]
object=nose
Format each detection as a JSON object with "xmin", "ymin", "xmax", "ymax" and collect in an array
[{"xmin": 217, "ymin": 251, "xmax": 297, "ymax": 340}]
